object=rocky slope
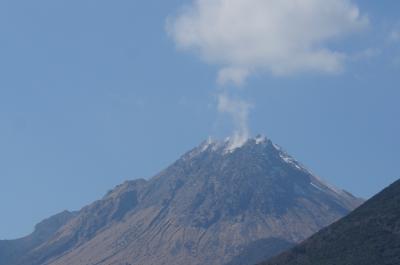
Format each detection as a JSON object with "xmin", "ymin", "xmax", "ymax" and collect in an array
[
  {"xmin": 0, "ymin": 136, "xmax": 363, "ymax": 265},
  {"xmin": 260, "ymin": 179, "xmax": 400, "ymax": 265}
]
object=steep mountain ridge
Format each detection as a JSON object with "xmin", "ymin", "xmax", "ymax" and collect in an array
[
  {"xmin": 260, "ymin": 179, "xmax": 400, "ymax": 265},
  {"xmin": 0, "ymin": 136, "xmax": 363, "ymax": 265}
]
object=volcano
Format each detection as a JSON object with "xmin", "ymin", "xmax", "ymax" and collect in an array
[{"xmin": 0, "ymin": 136, "xmax": 363, "ymax": 265}]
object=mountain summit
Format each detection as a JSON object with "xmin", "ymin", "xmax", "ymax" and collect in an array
[{"xmin": 0, "ymin": 136, "xmax": 363, "ymax": 265}]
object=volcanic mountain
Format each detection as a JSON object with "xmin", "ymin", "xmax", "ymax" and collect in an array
[
  {"xmin": 259, "ymin": 179, "xmax": 400, "ymax": 265},
  {"xmin": 0, "ymin": 136, "xmax": 363, "ymax": 265}
]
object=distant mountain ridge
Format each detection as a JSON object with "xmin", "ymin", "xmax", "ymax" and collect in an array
[
  {"xmin": 0, "ymin": 136, "xmax": 363, "ymax": 265},
  {"xmin": 0, "ymin": 211, "xmax": 76, "ymax": 265}
]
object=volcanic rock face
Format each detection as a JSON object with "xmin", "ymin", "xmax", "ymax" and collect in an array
[
  {"xmin": 259, "ymin": 179, "xmax": 400, "ymax": 265},
  {"xmin": 0, "ymin": 136, "xmax": 363, "ymax": 265}
]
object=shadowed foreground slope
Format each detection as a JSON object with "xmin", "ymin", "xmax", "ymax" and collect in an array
[{"xmin": 260, "ymin": 179, "xmax": 400, "ymax": 265}]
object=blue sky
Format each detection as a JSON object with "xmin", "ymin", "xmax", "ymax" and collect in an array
[{"xmin": 0, "ymin": 0, "xmax": 399, "ymax": 239}]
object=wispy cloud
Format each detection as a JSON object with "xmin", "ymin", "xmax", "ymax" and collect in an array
[
  {"xmin": 217, "ymin": 67, "xmax": 249, "ymax": 86},
  {"xmin": 351, "ymin": 48, "xmax": 381, "ymax": 61},
  {"xmin": 389, "ymin": 27, "xmax": 400, "ymax": 43}
]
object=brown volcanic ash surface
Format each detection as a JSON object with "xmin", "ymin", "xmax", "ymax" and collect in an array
[{"xmin": 0, "ymin": 136, "xmax": 363, "ymax": 265}]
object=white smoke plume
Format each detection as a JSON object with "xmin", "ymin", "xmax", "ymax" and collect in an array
[
  {"xmin": 167, "ymin": 0, "xmax": 367, "ymax": 144},
  {"xmin": 217, "ymin": 93, "xmax": 251, "ymax": 149}
]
